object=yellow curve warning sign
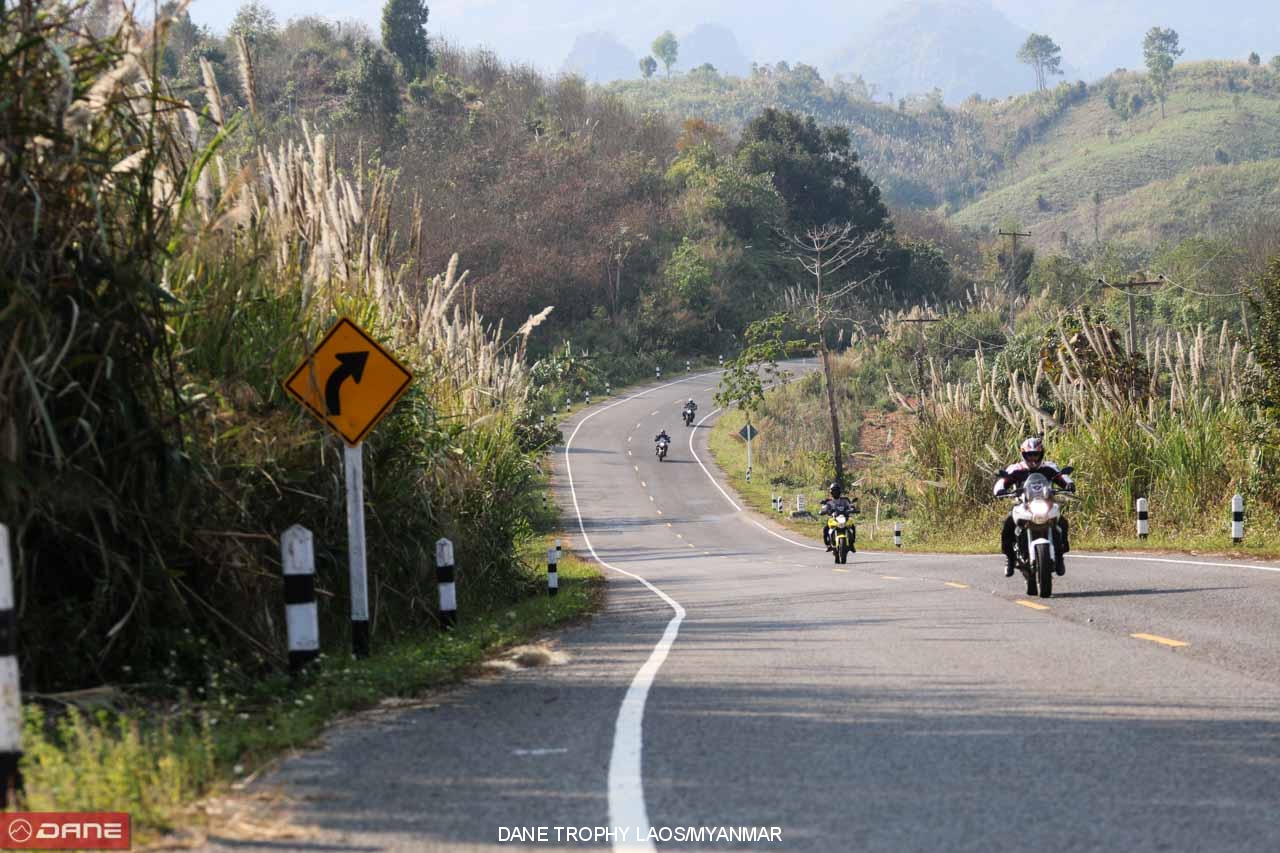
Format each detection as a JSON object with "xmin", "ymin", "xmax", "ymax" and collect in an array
[{"xmin": 283, "ymin": 318, "xmax": 413, "ymax": 446}]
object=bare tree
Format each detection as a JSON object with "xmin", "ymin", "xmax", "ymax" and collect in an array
[
  {"xmin": 604, "ymin": 224, "xmax": 647, "ymax": 322},
  {"xmin": 781, "ymin": 223, "xmax": 885, "ymax": 486}
]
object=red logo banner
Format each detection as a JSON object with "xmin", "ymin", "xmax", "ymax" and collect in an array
[{"xmin": 1, "ymin": 813, "xmax": 130, "ymax": 849}]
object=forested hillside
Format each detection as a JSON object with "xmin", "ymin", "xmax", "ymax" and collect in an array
[{"xmin": 613, "ymin": 59, "xmax": 1280, "ymax": 247}]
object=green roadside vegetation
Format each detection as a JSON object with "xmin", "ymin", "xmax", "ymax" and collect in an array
[
  {"xmin": 707, "ymin": 260, "xmax": 1280, "ymax": 561},
  {"xmin": 3, "ymin": 5, "xmax": 616, "ymax": 837},
  {"xmin": 711, "ymin": 408, "xmax": 1280, "ymax": 560}
]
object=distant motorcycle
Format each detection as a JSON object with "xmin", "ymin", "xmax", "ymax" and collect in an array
[
  {"xmin": 682, "ymin": 406, "xmax": 695, "ymax": 427},
  {"xmin": 655, "ymin": 436, "xmax": 670, "ymax": 461},
  {"xmin": 1000, "ymin": 467, "xmax": 1075, "ymax": 598}
]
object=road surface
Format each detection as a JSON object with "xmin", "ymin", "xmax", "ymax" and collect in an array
[{"xmin": 208, "ymin": 370, "xmax": 1280, "ymax": 852}]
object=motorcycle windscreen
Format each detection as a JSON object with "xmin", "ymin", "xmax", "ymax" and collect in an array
[{"xmin": 1024, "ymin": 472, "xmax": 1052, "ymax": 500}]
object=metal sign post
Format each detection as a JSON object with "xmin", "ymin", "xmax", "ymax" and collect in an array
[{"xmin": 345, "ymin": 444, "xmax": 370, "ymax": 657}]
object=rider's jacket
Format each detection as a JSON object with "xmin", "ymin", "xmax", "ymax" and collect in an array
[
  {"xmin": 654, "ymin": 432, "xmax": 671, "ymax": 443},
  {"xmin": 993, "ymin": 461, "xmax": 1073, "ymax": 496},
  {"xmin": 820, "ymin": 496, "xmax": 857, "ymax": 517}
]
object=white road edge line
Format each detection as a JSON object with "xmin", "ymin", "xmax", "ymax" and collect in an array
[
  {"xmin": 689, "ymin": 407, "xmax": 824, "ymax": 552},
  {"xmin": 1069, "ymin": 553, "xmax": 1280, "ymax": 573},
  {"xmin": 565, "ymin": 371, "xmax": 720, "ymax": 852}
]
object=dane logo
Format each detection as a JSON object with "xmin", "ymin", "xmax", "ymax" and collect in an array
[{"xmin": 0, "ymin": 813, "xmax": 130, "ymax": 849}]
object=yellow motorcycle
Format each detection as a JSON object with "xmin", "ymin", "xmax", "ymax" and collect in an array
[{"xmin": 826, "ymin": 511, "xmax": 855, "ymax": 564}]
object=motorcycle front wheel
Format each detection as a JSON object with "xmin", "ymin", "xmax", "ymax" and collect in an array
[{"xmin": 1035, "ymin": 542, "xmax": 1053, "ymax": 598}]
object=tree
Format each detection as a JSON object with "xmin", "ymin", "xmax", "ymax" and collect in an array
[
  {"xmin": 339, "ymin": 41, "xmax": 401, "ymax": 139},
  {"xmin": 1016, "ymin": 33, "xmax": 1063, "ymax": 93},
  {"xmin": 736, "ymin": 108, "xmax": 889, "ymax": 233},
  {"xmin": 782, "ymin": 224, "xmax": 885, "ymax": 486},
  {"xmin": 1143, "ymin": 27, "xmax": 1183, "ymax": 119},
  {"xmin": 652, "ymin": 31, "xmax": 678, "ymax": 78},
  {"xmin": 715, "ymin": 314, "xmax": 804, "ymax": 477},
  {"xmin": 229, "ymin": 0, "xmax": 277, "ymax": 47},
  {"xmin": 381, "ymin": 0, "xmax": 434, "ymax": 81},
  {"xmin": 639, "ymin": 55, "xmax": 657, "ymax": 79},
  {"xmin": 1248, "ymin": 51, "xmax": 1261, "ymax": 66},
  {"xmin": 1272, "ymin": 55, "xmax": 1280, "ymax": 72}
]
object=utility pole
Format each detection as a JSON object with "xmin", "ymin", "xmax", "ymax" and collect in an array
[
  {"xmin": 1097, "ymin": 275, "xmax": 1164, "ymax": 354},
  {"xmin": 998, "ymin": 229, "xmax": 1031, "ymax": 334}
]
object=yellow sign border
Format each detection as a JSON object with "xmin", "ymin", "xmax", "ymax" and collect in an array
[{"xmin": 282, "ymin": 317, "xmax": 414, "ymax": 446}]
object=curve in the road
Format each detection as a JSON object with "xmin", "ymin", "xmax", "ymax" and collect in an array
[{"xmin": 564, "ymin": 373, "xmax": 716, "ymax": 852}]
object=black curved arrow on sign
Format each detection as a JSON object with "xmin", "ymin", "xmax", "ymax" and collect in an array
[{"xmin": 325, "ymin": 351, "xmax": 370, "ymax": 415}]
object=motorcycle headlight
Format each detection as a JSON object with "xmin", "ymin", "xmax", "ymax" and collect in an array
[
  {"xmin": 836, "ymin": 514, "xmax": 847, "ymax": 526},
  {"xmin": 1029, "ymin": 499, "xmax": 1053, "ymax": 525}
]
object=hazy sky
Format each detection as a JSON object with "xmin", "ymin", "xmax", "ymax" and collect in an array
[{"xmin": 187, "ymin": 1, "xmax": 1280, "ymax": 81}]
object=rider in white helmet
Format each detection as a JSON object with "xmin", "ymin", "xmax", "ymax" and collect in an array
[{"xmin": 994, "ymin": 436, "xmax": 1074, "ymax": 578}]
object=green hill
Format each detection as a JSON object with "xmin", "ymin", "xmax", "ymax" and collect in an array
[
  {"xmin": 952, "ymin": 63, "xmax": 1280, "ymax": 244},
  {"xmin": 611, "ymin": 60, "xmax": 1280, "ymax": 247}
]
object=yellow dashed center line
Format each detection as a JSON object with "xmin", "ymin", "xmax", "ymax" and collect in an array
[
  {"xmin": 666, "ymin": 522, "xmax": 673, "ymax": 528},
  {"xmin": 944, "ymin": 581, "xmax": 969, "ymax": 589},
  {"xmin": 627, "ymin": 436, "xmax": 632, "ymax": 442},
  {"xmin": 640, "ymin": 480, "xmax": 647, "ymax": 488},
  {"xmin": 633, "ymin": 465, "xmax": 639, "ymax": 471},
  {"xmin": 649, "ymin": 410, "xmax": 660, "ymax": 416},
  {"xmin": 649, "ymin": 495, "xmax": 655, "ymax": 502},
  {"xmin": 1131, "ymin": 633, "xmax": 1189, "ymax": 648},
  {"xmin": 881, "ymin": 576, "xmax": 904, "ymax": 580},
  {"xmin": 833, "ymin": 568, "xmax": 850, "ymax": 573},
  {"xmin": 656, "ymin": 509, "xmax": 663, "ymax": 515},
  {"xmin": 1016, "ymin": 600, "xmax": 1051, "ymax": 611}
]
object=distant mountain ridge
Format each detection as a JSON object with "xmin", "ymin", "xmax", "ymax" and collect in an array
[
  {"xmin": 562, "ymin": 31, "xmax": 638, "ymax": 83},
  {"xmin": 829, "ymin": 0, "xmax": 1052, "ymax": 103}
]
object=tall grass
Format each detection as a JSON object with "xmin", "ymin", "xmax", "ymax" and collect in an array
[
  {"xmin": 906, "ymin": 308, "xmax": 1265, "ymax": 537},
  {"xmin": 2, "ymin": 2, "xmax": 556, "ymax": 692}
]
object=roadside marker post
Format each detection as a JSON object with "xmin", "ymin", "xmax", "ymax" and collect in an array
[
  {"xmin": 585, "ymin": 390, "xmax": 591, "ymax": 406},
  {"xmin": 282, "ymin": 317, "xmax": 414, "ymax": 660},
  {"xmin": 1232, "ymin": 494, "xmax": 1244, "ymax": 544},
  {"xmin": 435, "ymin": 538, "xmax": 458, "ymax": 629},
  {"xmin": 1137, "ymin": 498, "xmax": 1149, "ymax": 539},
  {"xmin": 686, "ymin": 360, "xmax": 691, "ymax": 373},
  {"xmin": 605, "ymin": 383, "xmax": 611, "ymax": 396},
  {"xmin": 0, "ymin": 524, "xmax": 22, "ymax": 807},
  {"xmin": 282, "ymin": 525, "xmax": 320, "ymax": 673},
  {"xmin": 547, "ymin": 546, "xmax": 559, "ymax": 597},
  {"xmin": 656, "ymin": 366, "xmax": 662, "ymax": 380},
  {"xmin": 718, "ymin": 354, "xmax": 724, "ymax": 367},
  {"xmin": 894, "ymin": 522, "xmax": 902, "ymax": 548}
]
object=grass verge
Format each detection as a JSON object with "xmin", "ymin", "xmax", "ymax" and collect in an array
[{"xmin": 18, "ymin": 538, "xmax": 602, "ymax": 842}]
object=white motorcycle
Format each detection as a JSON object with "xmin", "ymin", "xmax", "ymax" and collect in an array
[{"xmin": 1001, "ymin": 467, "xmax": 1074, "ymax": 599}]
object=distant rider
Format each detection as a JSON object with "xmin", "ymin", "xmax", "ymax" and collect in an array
[
  {"xmin": 684, "ymin": 398, "xmax": 698, "ymax": 422},
  {"xmin": 819, "ymin": 482, "xmax": 858, "ymax": 553},
  {"xmin": 994, "ymin": 436, "xmax": 1074, "ymax": 578},
  {"xmin": 654, "ymin": 428, "xmax": 671, "ymax": 446}
]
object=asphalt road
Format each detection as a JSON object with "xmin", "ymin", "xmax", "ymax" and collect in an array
[{"xmin": 208, "ymin": 370, "xmax": 1280, "ymax": 852}]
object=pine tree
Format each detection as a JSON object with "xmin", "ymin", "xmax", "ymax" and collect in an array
[{"xmin": 381, "ymin": 0, "xmax": 433, "ymax": 81}]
